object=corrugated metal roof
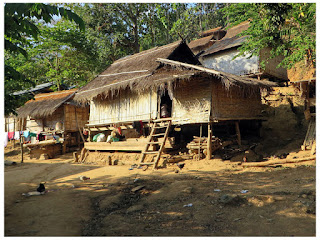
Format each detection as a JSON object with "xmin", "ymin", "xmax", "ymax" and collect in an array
[
  {"xmin": 202, "ymin": 35, "xmax": 248, "ymax": 57},
  {"xmin": 13, "ymin": 82, "xmax": 54, "ymax": 96}
]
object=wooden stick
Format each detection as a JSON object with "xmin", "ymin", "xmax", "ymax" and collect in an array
[{"xmin": 242, "ymin": 156, "xmax": 316, "ymax": 168}]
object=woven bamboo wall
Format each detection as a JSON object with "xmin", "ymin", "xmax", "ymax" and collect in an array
[
  {"xmin": 172, "ymin": 78, "xmax": 211, "ymax": 124},
  {"xmin": 64, "ymin": 104, "xmax": 89, "ymax": 131},
  {"xmin": 26, "ymin": 117, "xmax": 44, "ymax": 132},
  {"xmin": 89, "ymin": 89, "xmax": 157, "ymax": 125},
  {"xmin": 211, "ymin": 81, "xmax": 262, "ymax": 119},
  {"xmin": 5, "ymin": 116, "xmax": 25, "ymax": 132},
  {"xmin": 43, "ymin": 106, "xmax": 64, "ymax": 130}
]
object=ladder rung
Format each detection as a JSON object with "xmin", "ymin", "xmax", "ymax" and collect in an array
[
  {"xmin": 147, "ymin": 142, "xmax": 160, "ymax": 144},
  {"xmin": 152, "ymin": 133, "xmax": 165, "ymax": 137},
  {"xmin": 143, "ymin": 151, "xmax": 159, "ymax": 154},
  {"xmin": 153, "ymin": 118, "xmax": 172, "ymax": 122},
  {"xmin": 139, "ymin": 162, "xmax": 155, "ymax": 165},
  {"xmin": 154, "ymin": 125, "xmax": 168, "ymax": 129}
]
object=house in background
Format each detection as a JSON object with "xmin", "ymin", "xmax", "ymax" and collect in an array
[
  {"xmin": 16, "ymin": 89, "xmax": 89, "ymax": 158},
  {"xmin": 188, "ymin": 27, "xmax": 226, "ymax": 55},
  {"xmin": 196, "ymin": 21, "xmax": 288, "ymax": 82}
]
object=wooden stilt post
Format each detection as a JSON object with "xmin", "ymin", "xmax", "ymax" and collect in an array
[
  {"xmin": 235, "ymin": 121, "xmax": 241, "ymax": 146},
  {"xmin": 198, "ymin": 124, "xmax": 202, "ymax": 160},
  {"xmin": 20, "ymin": 118, "xmax": 24, "ymax": 163},
  {"xmin": 13, "ymin": 118, "xmax": 16, "ymax": 149},
  {"xmin": 207, "ymin": 123, "xmax": 212, "ymax": 160},
  {"xmin": 62, "ymin": 132, "xmax": 67, "ymax": 154}
]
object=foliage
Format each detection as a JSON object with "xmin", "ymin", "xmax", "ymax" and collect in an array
[
  {"xmin": 4, "ymin": 3, "xmax": 85, "ymax": 116},
  {"xmin": 223, "ymin": 3, "xmax": 316, "ymax": 69}
]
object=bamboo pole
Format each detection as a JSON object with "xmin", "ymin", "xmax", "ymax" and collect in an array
[{"xmin": 242, "ymin": 156, "xmax": 316, "ymax": 168}]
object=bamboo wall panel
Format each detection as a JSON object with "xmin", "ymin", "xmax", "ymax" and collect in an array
[
  {"xmin": 172, "ymin": 79, "xmax": 211, "ymax": 124},
  {"xmin": 211, "ymin": 81, "xmax": 262, "ymax": 119},
  {"xmin": 43, "ymin": 106, "xmax": 64, "ymax": 130},
  {"xmin": 5, "ymin": 117, "xmax": 24, "ymax": 132},
  {"xmin": 64, "ymin": 104, "xmax": 89, "ymax": 131},
  {"xmin": 26, "ymin": 117, "xmax": 44, "ymax": 132},
  {"xmin": 89, "ymin": 89, "xmax": 157, "ymax": 125}
]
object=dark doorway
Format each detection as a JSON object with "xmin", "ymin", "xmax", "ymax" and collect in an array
[{"xmin": 159, "ymin": 90, "xmax": 172, "ymax": 118}]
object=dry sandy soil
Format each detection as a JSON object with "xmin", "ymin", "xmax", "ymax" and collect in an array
[{"xmin": 4, "ymin": 144, "xmax": 316, "ymax": 237}]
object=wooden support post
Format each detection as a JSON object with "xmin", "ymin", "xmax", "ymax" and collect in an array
[
  {"xmin": 20, "ymin": 118, "xmax": 24, "ymax": 163},
  {"xmin": 207, "ymin": 123, "xmax": 212, "ymax": 160},
  {"xmin": 13, "ymin": 118, "xmax": 16, "ymax": 149},
  {"xmin": 235, "ymin": 121, "xmax": 241, "ymax": 146},
  {"xmin": 62, "ymin": 133, "xmax": 67, "ymax": 154},
  {"xmin": 20, "ymin": 133, "xmax": 24, "ymax": 163},
  {"xmin": 198, "ymin": 124, "xmax": 202, "ymax": 160}
]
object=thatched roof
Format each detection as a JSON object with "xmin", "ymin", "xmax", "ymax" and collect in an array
[
  {"xmin": 200, "ymin": 27, "xmax": 224, "ymax": 37},
  {"xmin": 154, "ymin": 58, "xmax": 277, "ymax": 93},
  {"xmin": 223, "ymin": 21, "xmax": 250, "ymax": 39},
  {"xmin": 74, "ymin": 40, "xmax": 200, "ymax": 103},
  {"xmin": 188, "ymin": 35, "xmax": 215, "ymax": 51},
  {"xmin": 17, "ymin": 89, "xmax": 77, "ymax": 118}
]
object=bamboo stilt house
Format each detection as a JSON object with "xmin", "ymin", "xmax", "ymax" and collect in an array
[
  {"xmin": 74, "ymin": 40, "xmax": 276, "ymax": 150},
  {"xmin": 16, "ymin": 89, "xmax": 89, "ymax": 156}
]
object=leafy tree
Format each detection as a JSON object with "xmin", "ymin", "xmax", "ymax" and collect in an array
[
  {"xmin": 4, "ymin": 3, "xmax": 84, "ymax": 115},
  {"xmin": 223, "ymin": 3, "xmax": 315, "ymax": 69}
]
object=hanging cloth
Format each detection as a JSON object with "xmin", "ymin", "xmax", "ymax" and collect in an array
[
  {"xmin": 14, "ymin": 131, "xmax": 20, "ymax": 140},
  {"xmin": 23, "ymin": 130, "xmax": 30, "ymax": 138},
  {"xmin": 8, "ymin": 132, "xmax": 14, "ymax": 140},
  {"xmin": 4, "ymin": 132, "xmax": 8, "ymax": 147}
]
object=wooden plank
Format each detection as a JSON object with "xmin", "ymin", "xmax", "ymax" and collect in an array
[{"xmin": 84, "ymin": 140, "xmax": 148, "ymax": 151}]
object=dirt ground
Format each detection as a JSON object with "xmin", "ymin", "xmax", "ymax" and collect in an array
[{"xmin": 4, "ymin": 143, "xmax": 316, "ymax": 237}]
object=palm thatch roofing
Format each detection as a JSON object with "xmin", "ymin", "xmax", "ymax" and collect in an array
[
  {"xmin": 153, "ymin": 58, "xmax": 277, "ymax": 93},
  {"xmin": 223, "ymin": 21, "xmax": 250, "ymax": 39},
  {"xmin": 17, "ymin": 89, "xmax": 77, "ymax": 118},
  {"xmin": 188, "ymin": 35, "xmax": 216, "ymax": 51},
  {"xmin": 200, "ymin": 26, "xmax": 224, "ymax": 37},
  {"xmin": 74, "ymin": 40, "xmax": 200, "ymax": 103}
]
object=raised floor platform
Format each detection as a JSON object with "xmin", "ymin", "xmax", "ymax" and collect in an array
[{"xmin": 84, "ymin": 138, "xmax": 149, "ymax": 151}]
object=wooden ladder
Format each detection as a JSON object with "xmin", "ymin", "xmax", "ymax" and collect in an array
[{"xmin": 138, "ymin": 119, "xmax": 172, "ymax": 169}]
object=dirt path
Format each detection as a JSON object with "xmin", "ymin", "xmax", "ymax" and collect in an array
[{"xmin": 4, "ymin": 148, "xmax": 316, "ymax": 236}]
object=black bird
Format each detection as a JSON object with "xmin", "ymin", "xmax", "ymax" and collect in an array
[
  {"xmin": 37, "ymin": 183, "xmax": 46, "ymax": 193},
  {"xmin": 176, "ymin": 163, "xmax": 185, "ymax": 170}
]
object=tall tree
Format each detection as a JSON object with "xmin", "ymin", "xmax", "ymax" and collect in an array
[
  {"xmin": 223, "ymin": 3, "xmax": 315, "ymax": 69},
  {"xmin": 4, "ymin": 3, "xmax": 85, "ymax": 115}
]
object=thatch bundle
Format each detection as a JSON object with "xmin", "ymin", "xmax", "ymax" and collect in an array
[
  {"xmin": 223, "ymin": 21, "xmax": 250, "ymax": 39},
  {"xmin": 188, "ymin": 35, "xmax": 215, "ymax": 50},
  {"xmin": 17, "ymin": 89, "xmax": 77, "ymax": 118}
]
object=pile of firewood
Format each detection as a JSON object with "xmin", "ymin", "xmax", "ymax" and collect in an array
[{"xmin": 187, "ymin": 136, "xmax": 222, "ymax": 155}]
